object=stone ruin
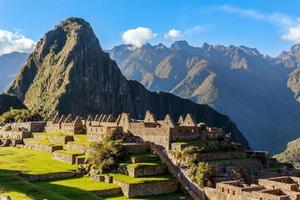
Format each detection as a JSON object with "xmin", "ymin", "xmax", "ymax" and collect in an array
[
  {"xmin": 83, "ymin": 111, "xmax": 225, "ymax": 149},
  {"xmin": 42, "ymin": 111, "xmax": 226, "ymax": 150},
  {"xmin": 45, "ymin": 113, "xmax": 84, "ymax": 134},
  {"xmin": 205, "ymin": 176, "xmax": 300, "ymax": 200}
]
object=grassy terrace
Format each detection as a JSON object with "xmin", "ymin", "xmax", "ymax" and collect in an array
[
  {"xmin": 33, "ymin": 132, "xmax": 66, "ymax": 137},
  {"xmin": 24, "ymin": 138, "xmax": 63, "ymax": 146},
  {"xmin": 55, "ymin": 150, "xmax": 85, "ymax": 155},
  {"xmin": 130, "ymin": 152, "xmax": 159, "ymax": 162},
  {"xmin": 110, "ymin": 173, "xmax": 174, "ymax": 184},
  {"xmin": 0, "ymin": 147, "xmax": 189, "ymax": 199},
  {"xmin": 0, "ymin": 147, "xmax": 77, "ymax": 175},
  {"xmin": 126, "ymin": 161, "xmax": 162, "ymax": 169}
]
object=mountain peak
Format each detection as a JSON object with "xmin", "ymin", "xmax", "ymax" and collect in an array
[{"xmin": 171, "ymin": 40, "xmax": 190, "ymax": 49}]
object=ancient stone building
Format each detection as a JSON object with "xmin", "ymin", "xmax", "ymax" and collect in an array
[
  {"xmin": 117, "ymin": 111, "xmax": 224, "ymax": 149},
  {"xmin": 86, "ymin": 114, "xmax": 123, "ymax": 142},
  {"xmin": 44, "ymin": 111, "xmax": 227, "ymax": 148},
  {"xmin": 45, "ymin": 113, "xmax": 84, "ymax": 134},
  {"xmin": 205, "ymin": 176, "xmax": 300, "ymax": 200}
]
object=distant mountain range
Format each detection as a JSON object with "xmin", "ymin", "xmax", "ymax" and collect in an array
[
  {"xmin": 3, "ymin": 20, "xmax": 300, "ymax": 153},
  {"xmin": 6, "ymin": 17, "xmax": 249, "ymax": 149},
  {"xmin": 0, "ymin": 52, "xmax": 28, "ymax": 92},
  {"xmin": 109, "ymin": 41, "xmax": 300, "ymax": 153}
]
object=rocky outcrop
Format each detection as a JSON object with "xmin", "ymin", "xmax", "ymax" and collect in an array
[{"xmin": 7, "ymin": 17, "xmax": 249, "ymax": 149}]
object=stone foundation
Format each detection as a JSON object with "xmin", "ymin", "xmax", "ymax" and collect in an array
[
  {"xmin": 127, "ymin": 164, "xmax": 166, "ymax": 178},
  {"xmin": 92, "ymin": 188, "xmax": 122, "ymax": 196},
  {"xmin": 66, "ymin": 142, "xmax": 91, "ymax": 153},
  {"xmin": 52, "ymin": 150, "xmax": 84, "ymax": 164},
  {"xmin": 0, "ymin": 131, "xmax": 32, "ymax": 140},
  {"xmin": 23, "ymin": 139, "xmax": 63, "ymax": 153},
  {"xmin": 124, "ymin": 143, "xmax": 149, "ymax": 153},
  {"xmin": 22, "ymin": 171, "xmax": 75, "ymax": 182},
  {"xmin": 115, "ymin": 180, "xmax": 178, "ymax": 198}
]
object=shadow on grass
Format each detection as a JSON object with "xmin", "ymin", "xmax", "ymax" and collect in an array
[{"xmin": 0, "ymin": 169, "xmax": 190, "ymax": 200}]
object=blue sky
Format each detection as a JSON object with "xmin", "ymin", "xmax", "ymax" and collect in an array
[{"xmin": 1, "ymin": 0, "xmax": 300, "ymax": 56}]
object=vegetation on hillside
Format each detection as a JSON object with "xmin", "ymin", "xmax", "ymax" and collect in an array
[
  {"xmin": 172, "ymin": 145, "xmax": 214, "ymax": 187},
  {"xmin": 0, "ymin": 108, "xmax": 42, "ymax": 124},
  {"xmin": 0, "ymin": 93, "xmax": 25, "ymax": 115}
]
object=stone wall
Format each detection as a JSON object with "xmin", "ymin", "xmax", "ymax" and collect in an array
[
  {"xmin": 66, "ymin": 142, "xmax": 91, "ymax": 153},
  {"xmin": 23, "ymin": 139, "xmax": 63, "ymax": 153},
  {"xmin": 123, "ymin": 143, "xmax": 149, "ymax": 153},
  {"xmin": 126, "ymin": 164, "xmax": 166, "ymax": 178},
  {"xmin": 87, "ymin": 126, "xmax": 123, "ymax": 142},
  {"xmin": 52, "ymin": 151, "xmax": 84, "ymax": 164},
  {"xmin": 114, "ymin": 179, "xmax": 178, "ymax": 198},
  {"xmin": 22, "ymin": 171, "xmax": 75, "ymax": 182},
  {"xmin": 127, "ymin": 123, "xmax": 171, "ymax": 149},
  {"xmin": 170, "ymin": 126, "xmax": 200, "ymax": 141},
  {"xmin": 0, "ymin": 131, "xmax": 32, "ymax": 140},
  {"xmin": 9, "ymin": 121, "xmax": 46, "ymax": 132},
  {"xmin": 92, "ymin": 188, "xmax": 122, "ymax": 196}
]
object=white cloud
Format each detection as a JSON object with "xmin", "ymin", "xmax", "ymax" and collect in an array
[
  {"xmin": 122, "ymin": 27, "xmax": 157, "ymax": 48},
  {"xmin": 164, "ymin": 29, "xmax": 182, "ymax": 40},
  {"xmin": 282, "ymin": 25, "xmax": 300, "ymax": 44},
  {"xmin": 184, "ymin": 26, "xmax": 205, "ymax": 36},
  {"xmin": 219, "ymin": 4, "xmax": 300, "ymax": 44},
  {"xmin": 220, "ymin": 5, "xmax": 294, "ymax": 28},
  {"xmin": 0, "ymin": 29, "xmax": 36, "ymax": 55}
]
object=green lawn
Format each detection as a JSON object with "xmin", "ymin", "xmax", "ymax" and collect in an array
[
  {"xmin": 33, "ymin": 132, "xmax": 66, "ymax": 137},
  {"xmin": 0, "ymin": 147, "xmax": 77, "ymax": 175},
  {"xmin": 0, "ymin": 147, "xmax": 189, "ymax": 200},
  {"xmin": 0, "ymin": 173, "xmax": 68, "ymax": 200}
]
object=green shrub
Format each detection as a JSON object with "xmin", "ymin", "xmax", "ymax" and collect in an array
[
  {"xmin": 0, "ymin": 108, "xmax": 42, "ymax": 123},
  {"xmin": 88, "ymin": 133, "xmax": 127, "ymax": 174},
  {"xmin": 188, "ymin": 162, "xmax": 213, "ymax": 187}
]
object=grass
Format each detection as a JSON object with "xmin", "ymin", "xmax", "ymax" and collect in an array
[
  {"xmin": 110, "ymin": 173, "xmax": 174, "ymax": 184},
  {"xmin": 36, "ymin": 176, "xmax": 120, "ymax": 199},
  {"xmin": 55, "ymin": 150, "xmax": 85, "ymax": 155},
  {"xmin": 0, "ymin": 147, "xmax": 189, "ymax": 200},
  {"xmin": 24, "ymin": 138, "xmax": 63, "ymax": 147},
  {"xmin": 68, "ymin": 140, "xmax": 90, "ymax": 146},
  {"xmin": 130, "ymin": 152, "xmax": 159, "ymax": 163},
  {"xmin": 0, "ymin": 147, "xmax": 77, "ymax": 175},
  {"xmin": 33, "ymin": 132, "xmax": 66, "ymax": 137},
  {"xmin": 126, "ymin": 162, "xmax": 162, "ymax": 169},
  {"xmin": 0, "ymin": 173, "xmax": 67, "ymax": 200},
  {"xmin": 73, "ymin": 134, "xmax": 88, "ymax": 141}
]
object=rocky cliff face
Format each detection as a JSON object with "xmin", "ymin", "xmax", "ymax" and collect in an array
[
  {"xmin": 7, "ymin": 17, "xmax": 249, "ymax": 148},
  {"xmin": 0, "ymin": 52, "xmax": 28, "ymax": 92},
  {"xmin": 274, "ymin": 137, "xmax": 300, "ymax": 169},
  {"xmin": 109, "ymin": 41, "xmax": 300, "ymax": 153}
]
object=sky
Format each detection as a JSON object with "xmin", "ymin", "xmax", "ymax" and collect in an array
[{"xmin": 1, "ymin": 0, "xmax": 300, "ymax": 56}]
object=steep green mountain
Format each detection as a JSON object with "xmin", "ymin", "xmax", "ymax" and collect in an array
[
  {"xmin": 0, "ymin": 52, "xmax": 29, "ymax": 92},
  {"xmin": 7, "ymin": 17, "xmax": 249, "ymax": 148},
  {"xmin": 0, "ymin": 94, "xmax": 25, "ymax": 115},
  {"xmin": 109, "ymin": 41, "xmax": 300, "ymax": 153}
]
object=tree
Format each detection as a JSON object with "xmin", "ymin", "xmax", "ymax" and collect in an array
[{"xmin": 88, "ymin": 132, "xmax": 127, "ymax": 174}]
